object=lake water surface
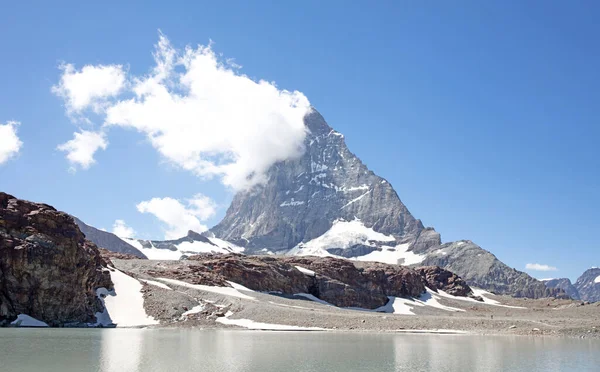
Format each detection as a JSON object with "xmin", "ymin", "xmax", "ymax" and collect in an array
[{"xmin": 0, "ymin": 329, "xmax": 598, "ymax": 372}]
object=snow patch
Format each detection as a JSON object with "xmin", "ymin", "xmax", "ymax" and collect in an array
[
  {"xmin": 216, "ymin": 311, "xmax": 326, "ymax": 331},
  {"xmin": 352, "ymin": 243, "xmax": 426, "ymax": 266},
  {"xmin": 140, "ymin": 279, "xmax": 172, "ymax": 290},
  {"xmin": 280, "ymin": 199, "xmax": 305, "ymax": 207},
  {"xmin": 94, "ymin": 269, "xmax": 159, "ymax": 327},
  {"xmin": 10, "ymin": 314, "xmax": 49, "ymax": 327},
  {"xmin": 340, "ymin": 185, "xmax": 369, "ymax": 193},
  {"xmin": 594, "ymin": 275, "xmax": 600, "ymax": 284},
  {"xmin": 295, "ymin": 266, "xmax": 316, "ymax": 277},
  {"xmin": 181, "ymin": 304, "xmax": 204, "ymax": 317},
  {"xmin": 156, "ymin": 278, "xmax": 256, "ymax": 300},
  {"xmin": 340, "ymin": 189, "xmax": 372, "ymax": 209},
  {"xmin": 226, "ymin": 281, "xmax": 255, "ymax": 292},
  {"xmin": 287, "ymin": 219, "xmax": 394, "ymax": 257}
]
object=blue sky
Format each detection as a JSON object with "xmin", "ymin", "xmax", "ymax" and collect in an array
[{"xmin": 1, "ymin": 1, "xmax": 598, "ymax": 281}]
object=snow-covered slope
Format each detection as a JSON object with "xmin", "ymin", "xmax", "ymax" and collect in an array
[
  {"xmin": 121, "ymin": 230, "xmax": 244, "ymax": 260},
  {"xmin": 287, "ymin": 218, "xmax": 425, "ymax": 265},
  {"xmin": 94, "ymin": 268, "xmax": 159, "ymax": 327}
]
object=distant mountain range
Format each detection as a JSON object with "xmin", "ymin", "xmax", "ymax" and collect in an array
[
  {"xmin": 543, "ymin": 268, "xmax": 600, "ymax": 302},
  {"xmin": 76, "ymin": 109, "xmax": 562, "ymax": 299}
]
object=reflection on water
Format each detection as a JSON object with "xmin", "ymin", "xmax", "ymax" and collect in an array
[{"xmin": 0, "ymin": 329, "xmax": 598, "ymax": 372}]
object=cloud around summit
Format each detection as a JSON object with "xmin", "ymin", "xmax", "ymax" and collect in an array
[{"xmin": 53, "ymin": 32, "xmax": 311, "ymax": 191}]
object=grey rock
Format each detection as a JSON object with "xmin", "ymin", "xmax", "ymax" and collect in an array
[
  {"xmin": 543, "ymin": 278, "xmax": 580, "ymax": 300},
  {"xmin": 417, "ymin": 240, "xmax": 561, "ymax": 298},
  {"xmin": 210, "ymin": 109, "xmax": 426, "ymax": 252},
  {"xmin": 574, "ymin": 268, "xmax": 600, "ymax": 302},
  {"xmin": 73, "ymin": 217, "xmax": 147, "ymax": 259},
  {"xmin": 137, "ymin": 230, "xmax": 217, "ymax": 251}
]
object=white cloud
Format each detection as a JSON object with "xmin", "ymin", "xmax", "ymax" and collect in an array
[
  {"xmin": 52, "ymin": 63, "xmax": 126, "ymax": 114},
  {"xmin": 112, "ymin": 219, "xmax": 136, "ymax": 238},
  {"xmin": 57, "ymin": 130, "xmax": 108, "ymax": 170},
  {"xmin": 54, "ymin": 33, "xmax": 311, "ymax": 189},
  {"xmin": 136, "ymin": 194, "xmax": 217, "ymax": 240},
  {"xmin": 525, "ymin": 263, "xmax": 558, "ymax": 272},
  {"xmin": 0, "ymin": 121, "xmax": 23, "ymax": 164}
]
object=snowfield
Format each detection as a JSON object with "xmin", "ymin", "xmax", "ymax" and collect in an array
[
  {"xmin": 287, "ymin": 219, "xmax": 395, "ymax": 257},
  {"xmin": 352, "ymin": 243, "xmax": 425, "ymax": 266},
  {"xmin": 595, "ymin": 275, "xmax": 600, "ymax": 284},
  {"xmin": 94, "ymin": 268, "xmax": 159, "ymax": 327},
  {"xmin": 285, "ymin": 218, "xmax": 426, "ymax": 265},
  {"xmin": 121, "ymin": 236, "xmax": 244, "ymax": 260}
]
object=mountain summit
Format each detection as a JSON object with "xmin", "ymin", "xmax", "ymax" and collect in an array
[
  {"xmin": 210, "ymin": 109, "xmax": 427, "ymax": 255},
  {"xmin": 209, "ymin": 110, "xmax": 557, "ymax": 298}
]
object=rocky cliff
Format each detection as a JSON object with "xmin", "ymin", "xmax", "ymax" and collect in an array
[
  {"xmin": 0, "ymin": 193, "xmax": 112, "ymax": 326},
  {"xmin": 573, "ymin": 268, "xmax": 600, "ymax": 302},
  {"xmin": 543, "ymin": 278, "xmax": 580, "ymax": 300},
  {"xmin": 209, "ymin": 110, "xmax": 425, "ymax": 253},
  {"xmin": 209, "ymin": 110, "xmax": 557, "ymax": 299}
]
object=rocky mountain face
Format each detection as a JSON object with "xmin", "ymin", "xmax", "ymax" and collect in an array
[
  {"xmin": 573, "ymin": 268, "xmax": 600, "ymax": 302},
  {"xmin": 73, "ymin": 217, "xmax": 147, "ymax": 259},
  {"xmin": 0, "ymin": 193, "xmax": 112, "ymax": 326},
  {"xmin": 543, "ymin": 278, "xmax": 581, "ymax": 300},
  {"xmin": 209, "ymin": 109, "xmax": 559, "ymax": 299},
  {"xmin": 417, "ymin": 240, "xmax": 559, "ymax": 298},
  {"xmin": 210, "ymin": 109, "xmax": 425, "ymax": 253}
]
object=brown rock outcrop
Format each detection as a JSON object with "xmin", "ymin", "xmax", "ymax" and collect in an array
[
  {"xmin": 151, "ymin": 254, "xmax": 428, "ymax": 308},
  {"xmin": 416, "ymin": 265, "xmax": 480, "ymax": 300},
  {"xmin": 0, "ymin": 193, "xmax": 112, "ymax": 326}
]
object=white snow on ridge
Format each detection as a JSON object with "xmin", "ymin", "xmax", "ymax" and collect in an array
[
  {"xmin": 594, "ymin": 275, "xmax": 600, "ymax": 284},
  {"xmin": 288, "ymin": 219, "xmax": 394, "ymax": 257},
  {"xmin": 352, "ymin": 243, "xmax": 426, "ymax": 266},
  {"xmin": 120, "ymin": 236, "xmax": 243, "ymax": 260},
  {"xmin": 10, "ymin": 314, "xmax": 49, "ymax": 327},
  {"xmin": 95, "ymin": 269, "xmax": 159, "ymax": 327},
  {"xmin": 341, "ymin": 189, "xmax": 372, "ymax": 209}
]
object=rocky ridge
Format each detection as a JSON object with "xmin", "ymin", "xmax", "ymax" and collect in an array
[
  {"xmin": 129, "ymin": 253, "xmax": 476, "ymax": 309},
  {"xmin": 74, "ymin": 216, "xmax": 147, "ymax": 258},
  {"xmin": 573, "ymin": 268, "xmax": 600, "ymax": 302},
  {"xmin": 0, "ymin": 193, "xmax": 112, "ymax": 326},
  {"xmin": 543, "ymin": 278, "xmax": 581, "ymax": 301}
]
